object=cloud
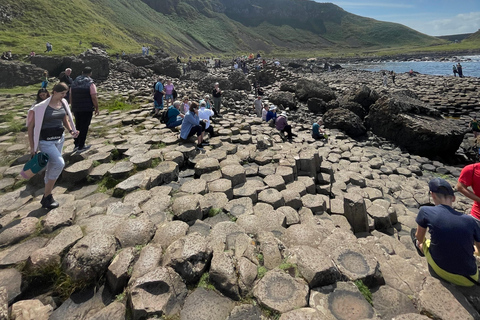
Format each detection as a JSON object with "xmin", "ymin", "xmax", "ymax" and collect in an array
[
  {"xmin": 417, "ymin": 11, "xmax": 480, "ymax": 35},
  {"xmin": 331, "ymin": 2, "xmax": 415, "ymax": 8}
]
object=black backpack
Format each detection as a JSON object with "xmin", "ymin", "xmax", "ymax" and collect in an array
[{"xmin": 160, "ymin": 108, "xmax": 169, "ymax": 124}]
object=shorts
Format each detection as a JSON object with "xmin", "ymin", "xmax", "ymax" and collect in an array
[
  {"xmin": 423, "ymin": 238, "xmax": 479, "ymax": 287},
  {"xmin": 165, "ymin": 94, "xmax": 173, "ymax": 100}
]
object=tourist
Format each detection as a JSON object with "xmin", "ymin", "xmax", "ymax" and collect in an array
[
  {"xmin": 199, "ymin": 101, "xmax": 215, "ymax": 138},
  {"xmin": 261, "ymin": 104, "xmax": 269, "ymax": 121},
  {"xmin": 27, "ymin": 83, "xmax": 79, "ymax": 209},
  {"xmin": 457, "ymin": 63, "xmax": 464, "ymax": 78},
  {"xmin": 5, "ymin": 50, "xmax": 12, "ymax": 60},
  {"xmin": 391, "ymin": 71, "xmax": 396, "ymax": 86},
  {"xmin": 203, "ymin": 95, "xmax": 213, "ymax": 110},
  {"xmin": 382, "ymin": 72, "xmax": 388, "ymax": 87},
  {"xmin": 470, "ymin": 116, "xmax": 480, "ymax": 139},
  {"xmin": 34, "ymin": 88, "xmax": 50, "ymax": 105},
  {"xmin": 409, "ymin": 69, "xmax": 414, "ymax": 77},
  {"xmin": 58, "ymin": 68, "xmax": 73, "ymax": 101},
  {"xmin": 413, "ymin": 178, "xmax": 480, "ymax": 286},
  {"xmin": 456, "ymin": 163, "xmax": 480, "ymax": 226},
  {"xmin": 164, "ymin": 79, "xmax": 175, "ymax": 107},
  {"xmin": 276, "ymin": 111, "xmax": 295, "ymax": 141},
  {"xmin": 212, "ymin": 82, "xmax": 222, "ymax": 116},
  {"xmin": 70, "ymin": 67, "xmax": 99, "ymax": 153},
  {"xmin": 142, "ymin": 46, "xmax": 146, "ymax": 56},
  {"xmin": 29, "ymin": 51, "xmax": 35, "ymax": 58},
  {"xmin": 266, "ymin": 105, "xmax": 277, "ymax": 123},
  {"xmin": 166, "ymin": 101, "xmax": 184, "ymax": 128},
  {"xmin": 45, "ymin": 42, "xmax": 52, "ymax": 53},
  {"xmin": 181, "ymin": 96, "xmax": 190, "ymax": 114},
  {"xmin": 257, "ymin": 87, "xmax": 264, "ymax": 96},
  {"xmin": 153, "ymin": 77, "xmax": 165, "ymax": 116},
  {"xmin": 254, "ymin": 96, "xmax": 263, "ymax": 117},
  {"xmin": 453, "ymin": 65, "xmax": 458, "ymax": 77},
  {"xmin": 180, "ymin": 102, "xmax": 207, "ymax": 149},
  {"xmin": 312, "ymin": 119, "xmax": 326, "ymax": 140}
]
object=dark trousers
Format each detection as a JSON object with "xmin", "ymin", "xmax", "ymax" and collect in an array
[
  {"xmin": 281, "ymin": 125, "xmax": 293, "ymax": 139},
  {"xmin": 74, "ymin": 111, "xmax": 93, "ymax": 149},
  {"xmin": 205, "ymin": 125, "xmax": 214, "ymax": 137}
]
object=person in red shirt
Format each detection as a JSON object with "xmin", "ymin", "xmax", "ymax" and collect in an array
[{"xmin": 457, "ymin": 163, "xmax": 480, "ymax": 223}]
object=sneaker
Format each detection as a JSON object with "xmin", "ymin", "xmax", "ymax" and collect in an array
[
  {"xmin": 201, "ymin": 141, "xmax": 210, "ymax": 146},
  {"xmin": 77, "ymin": 145, "xmax": 91, "ymax": 153},
  {"xmin": 196, "ymin": 144, "xmax": 204, "ymax": 150},
  {"xmin": 73, "ymin": 146, "xmax": 79, "ymax": 152},
  {"xmin": 40, "ymin": 194, "xmax": 59, "ymax": 209}
]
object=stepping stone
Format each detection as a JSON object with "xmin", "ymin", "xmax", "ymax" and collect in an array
[
  {"xmin": 367, "ymin": 204, "xmax": 392, "ymax": 230},
  {"xmin": 180, "ymin": 179, "xmax": 207, "ymax": 194},
  {"xmin": 108, "ymin": 161, "xmax": 135, "ymax": 180},
  {"xmin": 281, "ymin": 223, "xmax": 329, "ymax": 249},
  {"xmin": 63, "ymin": 159, "xmax": 94, "ymax": 182},
  {"xmin": 224, "ymin": 197, "xmax": 253, "ymax": 217},
  {"xmin": 155, "ymin": 161, "xmax": 179, "ymax": 185},
  {"xmin": 200, "ymin": 193, "xmax": 229, "ymax": 215},
  {"xmin": 253, "ymin": 269, "xmax": 308, "ymax": 313},
  {"xmin": 11, "ymin": 299, "xmax": 53, "ymax": 320},
  {"xmin": 210, "ymin": 251, "xmax": 240, "ymax": 299},
  {"xmin": 43, "ymin": 205, "xmax": 76, "ymax": 233},
  {"xmin": 129, "ymin": 267, "xmax": 187, "ymax": 319},
  {"xmin": 208, "ymin": 179, "xmax": 233, "ymax": 200},
  {"xmin": 161, "ymin": 136, "xmax": 179, "ymax": 145},
  {"xmin": 0, "ymin": 269, "xmax": 22, "ymax": 304},
  {"xmin": 28, "ymin": 225, "xmax": 83, "ymax": 269},
  {"xmin": 114, "ymin": 218, "xmax": 156, "ymax": 248},
  {"xmin": 258, "ymin": 188, "xmax": 285, "ymax": 209},
  {"xmin": 281, "ymin": 189, "xmax": 302, "ymax": 210},
  {"xmin": 89, "ymin": 163, "xmax": 114, "ymax": 180},
  {"xmin": 277, "ymin": 206, "xmax": 300, "ymax": 225},
  {"xmin": 309, "ymin": 281, "xmax": 375, "ymax": 320},
  {"xmin": 172, "ymin": 195, "xmax": 203, "ymax": 223},
  {"xmin": 124, "ymin": 145, "xmax": 150, "ymax": 157},
  {"xmin": 129, "ymin": 153, "xmax": 152, "ymax": 170},
  {"xmin": 0, "ymin": 178, "xmax": 15, "ymax": 192},
  {"xmin": 180, "ymin": 288, "xmax": 235, "ymax": 320},
  {"xmin": 0, "ymin": 237, "xmax": 48, "ymax": 267},
  {"xmin": 195, "ymin": 158, "xmax": 221, "ymax": 176},
  {"xmin": 208, "ymin": 150, "xmax": 228, "ymax": 162},
  {"xmin": 372, "ymin": 285, "xmax": 417, "ymax": 319},
  {"xmin": 107, "ymin": 247, "xmax": 136, "ymax": 294},
  {"xmin": 343, "ymin": 193, "xmax": 369, "ymax": 233},
  {"xmin": 0, "ymin": 217, "xmax": 38, "ymax": 247},
  {"xmin": 152, "ymin": 221, "xmax": 189, "ymax": 248},
  {"xmin": 113, "ymin": 172, "xmax": 150, "ymax": 197},
  {"xmin": 89, "ymin": 152, "xmax": 112, "ymax": 164},
  {"xmin": 276, "ymin": 166, "xmax": 295, "ymax": 184},
  {"xmin": 233, "ymin": 180, "xmax": 265, "ymax": 203},
  {"xmin": 279, "ymin": 308, "xmax": 322, "ymax": 320},
  {"xmin": 176, "ymin": 144, "xmax": 197, "ymax": 160},
  {"xmin": 301, "ymin": 194, "xmax": 326, "ymax": 214},
  {"xmin": 221, "ymin": 165, "xmax": 246, "ymax": 187},
  {"xmin": 331, "ymin": 246, "xmax": 382, "ymax": 286},
  {"xmin": 264, "ymin": 174, "xmax": 286, "ymax": 191}
]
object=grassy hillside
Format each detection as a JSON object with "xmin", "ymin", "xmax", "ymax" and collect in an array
[{"xmin": 0, "ymin": 0, "xmax": 457, "ymax": 57}]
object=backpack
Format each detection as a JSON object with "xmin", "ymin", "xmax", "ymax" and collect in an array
[{"xmin": 160, "ymin": 108, "xmax": 169, "ymax": 124}]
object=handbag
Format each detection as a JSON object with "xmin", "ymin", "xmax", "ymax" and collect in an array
[{"xmin": 20, "ymin": 152, "xmax": 49, "ymax": 179}]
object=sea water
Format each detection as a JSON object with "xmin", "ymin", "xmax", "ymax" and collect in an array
[{"xmin": 343, "ymin": 55, "xmax": 480, "ymax": 78}]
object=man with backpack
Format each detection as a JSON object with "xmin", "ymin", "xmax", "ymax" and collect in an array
[
  {"xmin": 412, "ymin": 178, "xmax": 480, "ymax": 286},
  {"xmin": 153, "ymin": 78, "xmax": 165, "ymax": 117}
]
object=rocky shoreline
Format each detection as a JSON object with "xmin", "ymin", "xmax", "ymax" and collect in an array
[{"xmin": 0, "ymin": 51, "xmax": 479, "ymax": 319}]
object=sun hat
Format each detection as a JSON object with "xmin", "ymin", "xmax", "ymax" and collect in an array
[
  {"xmin": 280, "ymin": 111, "xmax": 288, "ymax": 117},
  {"xmin": 269, "ymin": 105, "xmax": 277, "ymax": 111},
  {"xmin": 428, "ymin": 178, "xmax": 454, "ymax": 196}
]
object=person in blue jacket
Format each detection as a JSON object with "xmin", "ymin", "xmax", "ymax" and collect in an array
[
  {"xmin": 180, "ymin": 102, "xmax": 208, "ymax": 149},
  {"xmin": 166, "ymin": 101, "xmax": 184, "ymax": 128},
  {"xmin": 266, "ymin": 105, "xmax": 277, "ymax": 122}
]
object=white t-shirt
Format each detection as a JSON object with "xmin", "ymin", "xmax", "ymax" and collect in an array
[{"xmin": 199, "ymin": 107, "xmax": 214, "ymax": 129}]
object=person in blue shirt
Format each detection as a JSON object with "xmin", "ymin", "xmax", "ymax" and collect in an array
[
  {"xmin": 180, "ymin": 102, "xmax": 208, "ymax": 149},
  {"xmin": 312, "ymin": 119, "xmax": 325, "ymax": 140},
  {"xmin": 413, "ymin": 178, "xmax": 480, "ymax": 286},
  {"xmin": 153, "ymin": 78, "xmax": 165, "ymax": 116},
  {"xmin": 166, "ymin": 101, "xmax": 184, "ymax": 128},
  {"xmin": 266, "ymin": 105, "xmax": 277, "ymax": 122}
]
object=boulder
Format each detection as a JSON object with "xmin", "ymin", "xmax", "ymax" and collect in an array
[
  {"xmin": 128, "ymin": 267, "xmax": 187, "ymax": 319},
  {"xmin": 268, "ymin": 92, "xmax": 296, "ymax": 109},
  {"xmin": 0, "ymin": 268, "xmax": 22, "ymax": 304},
  {"xmin": 86, "ymin": 302, "xmax": 126, "ymax": 320},
  {"xmin": 307, "ymin": 98, "xmax": 327, "ymax": 114},
  {"xmin": 340, "ymin": 101, "xmax": 367, "ymax": 119},
  {"xmin": 228, "ymin": 72, "xmax": 251, "ymax": 91},
  {"xmin": 114, "ymin": 218, "xmax": 156, "ymax": 248},
  {"xmin": 367, "ymin": 94, "xmax": 465, "ymax": 157},
  {"xmin": 11, "ymin": 299, "xmax": 53, "ymax": 320},
  {"xmin": 30, "ymin": 55, "xmax": 65, "ymax": 75},
  {"xmin": 180, "ymin": 288, "xmax": 235, "ymax": 320},
  {"xmin": 0, "ymin": 60, "xmax": 46, "ymax": 88},
  {"xmin": 295, "ymin": 78, "xmax": 336, "ymax": 102},
  {"xmin": 353, "ymin": 85, "xmax": 379, "ymax": 109},
  {"xmin": 198, "ymin": 76, "xmax": 232, "ymax": 93},
  {"xmin": 323, "ymin": 108, "xmax": 366, "ymax": 137},
  {"xmin": 253, "ymin": 69, "xmax": 276, "ymax": 86},
  {"xmin": 343, "ymin": 193, "xmax": 369, "ymax": 233},
  {"xmin": 123, "ymin": 54, "xmax": 155, "ymax": 67},
  {"xmin": 151, "ymin": 58, "xmax": 181, "ymax": 78},
  {"xmin": 190, "ymin": 60, "xmax": 208, "ymax": 72},
  {"xmin": 63, "ymin": 233, "xmax": 117, "ymax": 282}
]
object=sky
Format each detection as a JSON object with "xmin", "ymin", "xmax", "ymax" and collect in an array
[{"xmin": 317, "ymin": 0, "xmax": 480, "ymax": 36}]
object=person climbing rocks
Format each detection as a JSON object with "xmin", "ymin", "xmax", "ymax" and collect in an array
[
  {"xmin": 470, "ymin": 116, "xmax": 480, "ymax": 139},
  {"xmin": 413, "ymin": 178, "xmax": 480, "ymax": 287},
  {"xmin": 212, "ymin": 82, "xmax": 222, "ymax": 116}
]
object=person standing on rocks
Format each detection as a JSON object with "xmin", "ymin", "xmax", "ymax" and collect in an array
[
  {"xmin": 164, "ymin": 79, "xmax": 175, "ymax": 107},
  {"xmin": 453, "ymin": 65, "xmax": 458, "ymax": 77},
  {"xmin": 413, "ymin": 178, "xmax": 480, "ymax": 286},
  {"xmin": 70, "ymin": 67, "xmax": 99, "ymax": 153},
  {"xmin": 180, "ymin": 102, "xmax": 208, "ymax": 149},
  {"xmin": 457, "ymin": 63, "xmax": 464, "ymax": 78},
  {"xmin": 58, "ymin": 68, "xmax": 73, "ymax": 101},
  {"xmin": 390, "ymin": 71, "xmax": 396, "ymax": 86},
  {"xmin": 457, "ymin": 163, "xmax": 480, "ymax": 227},
  {"xmin": 153, "ymin": 77, "xmax": 165, "ymax": 116},
  {"xmin": 27, "ymin": 83, "xmax": 79, "ymax": 209},
  {"xmin": 382, "ymin": 72, "xmax": 388, "ymax": 87},
  {"xmin": 212, "ymin": 82, "xmax": 222, "ymax": 116},
  {"xmin": 254, "ymin": 96, "xmax": 263, "ymax": 117},
  {"xmin": 470, "ymin": 117, "xmax": 480, "ymax": 139}
]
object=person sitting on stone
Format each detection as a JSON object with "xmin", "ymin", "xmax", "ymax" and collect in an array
[
  {"xmin": 276, "ymin": 111, "xmax": 295, "ymax": 141},
  {"xmin": 198, "ymin": 100, "xmax": 214, "ymax": 138},
  {"xmin": 181, "ymin": 96, "xmax": 190, "ymax": 114},
  {"xmin": 413, "ymin": 178, "xmax": 480, "ymax": 286},
  {"xmin": 312, "ymin": 118, "xmax": 326, "ymax": 140},
  {"xmin": 166, "ymin": 101, "xmax": 184, "ymax": 128},
  {"xmin": 180, "ymin": 102, "xmax": 208, "ymax": 149},
  {"xmin": 266, "ymin": 105, "xmax": 277, "ymax": 123}
]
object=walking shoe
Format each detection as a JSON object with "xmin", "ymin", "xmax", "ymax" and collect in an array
[
  {"xmin": 73, "ymin": 146, "xmax": 79, "ymax": 152},
  {"xmin": 196, "ymin": 143, "xmax": 204, "ymax": 150},
  {"xmin": 201, "ymin": 141, "xmax": 210, "ymax": 146},
  {"xmin": 77, "ymin": 145, "xmax": 91, "ymax": 153},
  {"xmin": 40, "ymin": 194, "xmax": 59, "ymax": 209}
]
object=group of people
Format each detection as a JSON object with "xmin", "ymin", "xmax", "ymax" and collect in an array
[
  {"xmin": 0, "ymin": 50, "xmax": 12, "ymax": 60},
  {"xmin": 27, "ymin": 66, "xmax": 98, "ymax": 209},
  {"xmin": 382, "ymin": 71, "xmax": 396, "ymax": 87},
  {"xmin": 141, "ymin": 45, "xmax": 150, "ymax": 56},
  {"xmin": 453, "ymin": 63, "xmax": 464, "ymax": 77}
]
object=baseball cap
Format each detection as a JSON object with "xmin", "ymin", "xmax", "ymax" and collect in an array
[{"xmin": 428, "ymin": 178, "xmax": 454, "ymax": 196}]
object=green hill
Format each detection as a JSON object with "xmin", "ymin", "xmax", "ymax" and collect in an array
[
  {"xmin": 0, "ymin": 0, "xmax": 445, "ymax": 56},
  {"xmin": 465, "ymin": 30, "xmax": 480, "ymax": 43}
]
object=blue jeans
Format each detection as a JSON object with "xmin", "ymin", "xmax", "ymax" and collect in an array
[
  {"xmin": 38, "ymin": 135, "xmax": 65, "ymax": 183},
  {"xmin": 167, "ymin": 119, "xmax": 183, "ymax": 128}
]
